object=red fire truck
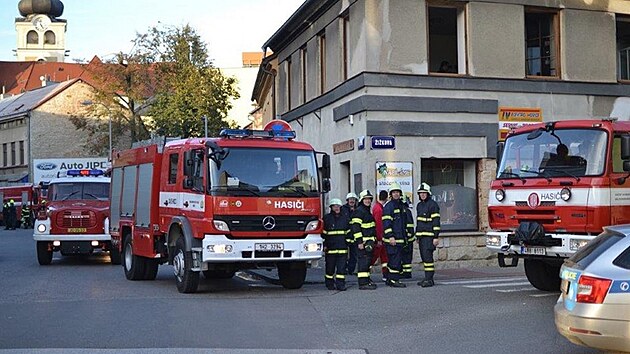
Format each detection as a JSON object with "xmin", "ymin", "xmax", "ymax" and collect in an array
[
  {"xmin": 487, "ymin": 119, "xmax": 630, "ymax": 290},
  {"xmin": 110, "ymin": 121, "xmax": 330, "ymax": 293},
  {"xmin": 0, "ymin": 184, "xmax": 37, "ymax": 227},
  {"xmin": 33, "ymin": 169, "xmax": 112, "ymax": 265}
]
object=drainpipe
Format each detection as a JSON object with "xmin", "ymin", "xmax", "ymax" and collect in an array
[{"xmin": 27, "ymin": 111, "xmax": 32, "ymax": 183}]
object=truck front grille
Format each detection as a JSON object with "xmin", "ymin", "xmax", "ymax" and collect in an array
[
  {"xmin": 216, "ymin": 215, "xmax": 317, "ymax": 232},
  {"xmin": 56, "ymin": 211, "xmax": 96, "ymax": 228}
]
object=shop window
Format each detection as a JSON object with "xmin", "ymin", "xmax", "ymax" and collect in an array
[
  {"xmin": 525, "ymin": 9, "xmax": 559, "ymax": 77},
  {"xmin": 617, "ymin": 16, "xmax": 630, "ymax": 81},
  {"xmin": 421, "ymin": 159, "xmax": 478, "ymax": 231},
  {"xmin": 26, "ymin": 30, "xmax": 38, "ymax": 44},
  {"xmin": 44, "ymin": 30, "xmax": 55, "ymax": 44},
  {"xmin": 428, "ymin": 3, "xmax": 466, "ymax": 74}
]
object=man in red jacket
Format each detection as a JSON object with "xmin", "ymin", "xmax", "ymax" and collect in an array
[{"xmin": 370, "ymin": 190, "xmax": 389, "ymax": 281}]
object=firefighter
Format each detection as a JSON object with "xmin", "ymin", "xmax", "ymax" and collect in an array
[
  {"xmin": 401, "ymin": 195, "xmax": 416, "ymax": 279},
  {"xmin": 6, "ymin": 199, "xmax": 17, "ymax": 230},
  {"xmin": 351, "ymin": 189, "xmax": 377, "ymax": 290},
  {"xmin": 322, "ymin": 198, "xmax": 351, "ymax": 291},
  {"xmin": 342, "ymin": 192, "xmax": 359, "ymax": 275},
  {"xmin": 415, "ymin": 182, "xmax": 441, "ymax": 287},
  {"xmin": 382, "ymin": 182, "xmax": 408, "ymax": 288},
  {"xmin": 2, "ymin": 199, "xmax": 8, "ymax": 229},
  {"xmin": 370, "ymin": 190, "xmax": 389, "ymax": 282},
  {"xmin": 21, "ymin": 202, "xmax": 32, "ymax": 229}
]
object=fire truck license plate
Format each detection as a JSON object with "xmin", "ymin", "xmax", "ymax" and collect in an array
[
  {"xmin": 68, "ymin": 228, "xmax": 87, "ymax": 233},
  {"xmin": 521, "ymin": 246, "xmax": 546, "ymax": 255},
  {"xmin": 255, "ymin": 243, "xmax": 284, "ymax": 251}
]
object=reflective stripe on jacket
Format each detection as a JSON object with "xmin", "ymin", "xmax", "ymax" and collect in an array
[
  {"xmin": 350, "ymin": 203, "xmax": 376, "ymax": 246},
  {"xmin": 322, "ymin": 211, "xmax": 351, "ymax": 252},
  {"xmin": 382, "ymin": 199, "xmax": 408, "ymax": 241},
  {"xmin": 415, "ymin": 198, "xmax": 441, "ymax": 239}
]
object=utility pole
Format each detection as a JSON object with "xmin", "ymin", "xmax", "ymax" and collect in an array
[{"xmin": 203, "ymin": 115, "xmax": 208, "ymax": 138}]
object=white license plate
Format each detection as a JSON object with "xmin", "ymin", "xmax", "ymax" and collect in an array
[
  {"xmin": 521, "ymin": 246, "xmax": 546, "ymax": 255},
  {"xmin": 255, "ymin": 243, "xmax": 284, "ymax": 251}
]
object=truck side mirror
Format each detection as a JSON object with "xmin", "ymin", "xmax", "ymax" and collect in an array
[
  {"xmin": 183, "ymin": 177, "xmax": 193, "ymax": 189},
  {"xmin": 183, "ymin": 150, "xmax": 193, "ymax": 176},
  {"xmin": 321, "ymin": 154, "xmax": 330, "ymax": 179},
  {"xmin": 322, "ymin": 178, "xmax": 331, "ymax": 193},
  {"xmin": 496, "ymin": 141, "xmax": 504, "ymax": 168},
  {"xmin": 621, "ymin": 135, "xmax": 630, "ymax": 160}
]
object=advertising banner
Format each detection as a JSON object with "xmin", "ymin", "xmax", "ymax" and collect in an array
[
  {"xmin": 375, "ymin": 161, "xmax": 413, "ymax": 203},
  {"xmin": 33, "ymin": 158, "xmax": 109, "ymax": 184},
  {"xmin": 498, "ymin": 107, "xmax": 543, "ymax": 140}
]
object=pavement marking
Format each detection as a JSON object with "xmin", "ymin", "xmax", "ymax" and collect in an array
[
  {"xmin": 464, "ymin": 281, "xmax": 532, "ymax": 289},
  {"xmin": 529, "ymin": 293, "xmax": 560, "ymax": 298},
  {"xmin": 437, "ymin": 277, "xmax": 527, "ymax": 285},
  {"xmin": 496, "ymin": 287, "xmax": 537, "ymax": 293}
]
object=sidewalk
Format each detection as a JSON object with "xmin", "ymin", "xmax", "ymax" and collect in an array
[{"xmin": 248, "ymin": 262, "xmax": 525, "ymax": 286}]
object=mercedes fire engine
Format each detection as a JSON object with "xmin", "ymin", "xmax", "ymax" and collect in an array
[
  {"xmin": 110, "ymin": 121, "xmax": 330, "ymax": 293},
  {"xmin": 487, "ymin": 119, "xmax": 630, "ymax": 290},
  {"xmin": 33, "ymin": 169, "xmax": 112, "ymax": 265}
]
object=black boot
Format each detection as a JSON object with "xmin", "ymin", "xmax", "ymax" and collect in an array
[
  {"xmin": 387, "ymin": 280, "xmax": 406, "ymax": 288},
  {"xmin": 359, "ymin": 282, "xmax": 377, "ymax": 290},
  {"xmin": 419, "ymin": 279, "xmax": 434, "ymax": 287}
]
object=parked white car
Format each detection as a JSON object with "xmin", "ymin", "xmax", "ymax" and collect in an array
[{"xmin": 554, "ymin": 225, "xmax": 630, "ymax": 352}]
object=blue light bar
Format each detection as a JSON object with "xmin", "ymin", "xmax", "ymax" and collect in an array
[
  {"xmin": 66, "ymin": 169, "xmax": 104, "ymax": 177},
  {"xmin": 219, "ymin": 128, "xmax": 295, "ymax": 140}
]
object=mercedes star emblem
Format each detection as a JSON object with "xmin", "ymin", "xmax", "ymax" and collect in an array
[{"xmin": 262, "ymin": 216, "xmax": 276, "ymax": 230}]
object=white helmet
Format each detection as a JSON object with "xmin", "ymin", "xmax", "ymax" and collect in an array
[
  {"xmin": 417, "ymin": 182, "xmax": 431, "ymax": 195},
  {"xmin": 359, "ymin": 189, "xmax": 373, "ymax": 201},
  {"xmin": 345, "ymin": 192, "xmax": 358, "ymax": 201},
  {"xmin": 329, "ymin": 198, "xmax": 343, "ymax": 207}
]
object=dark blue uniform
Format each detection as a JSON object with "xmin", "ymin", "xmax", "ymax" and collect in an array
[
  {"xmin": 350, "ymin": 203, "xmax": 376, "ymax": 287},
  {"xmin": 416, "ymin": 197, "xmax": 441, "ymax": 284},
  {"xmin": 322, "ymin": 210, "xmax": 352, "ymax": 290},
  {"xmin": 382, "ymin": 198, "xmax": 409, "ymax": 286}
]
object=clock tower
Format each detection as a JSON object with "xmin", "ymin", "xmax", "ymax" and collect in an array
[{"xmin": 15, "ymin": 0, "xmax": 67, "ymax": 62}]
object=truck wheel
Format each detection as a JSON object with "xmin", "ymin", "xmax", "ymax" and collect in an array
[
  {"xmin": 173, "ymin": 238, "xmax": 199, "ymax": 293},
  {"xmin": 36, "ymin": 241, "xmax": 52, "ymax": 265},
  {"xmin": 123, "ymin": 234, "xmax": 145, "ymax": 280},
  {"xmin": 109, "ymin": 242, "xmax": 121, "ymax": 265},
  {"xmin": 524, "ymin": 259, "xmax": 561, "ymax": 291},
  {"xmin": 203, "ymin": 269, "xmax": 235, "ymax": 279},
  {"xmin": 277, "ymin": 261, "xmax": 307, "ymax": 289},
  {"xmin": 143, "ymin": 260, "xmax": 159, "ymax": 280}
]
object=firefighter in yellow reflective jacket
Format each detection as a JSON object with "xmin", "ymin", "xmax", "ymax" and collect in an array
[
  {"xmin": 351, "ymin": 189, "xmax": 377, "ymax": 290},
  {"xmin": 415, "ymin": 183, "xmax": 441, "ymax": 287},
  {"xmin": 382, "ymin": 182, "xmax": 408, "ymax": 288},
  {"xmin": 401, "ymin": 195, "xmax": 416, "ymax": 279},
  {"xmin": 322, "ymin": 198, "xmax": 352, "ymax": 291}
]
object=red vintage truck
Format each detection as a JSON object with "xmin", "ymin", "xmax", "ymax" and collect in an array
[
  {"xmin": 486, "ymin": 119, "xmax": 630, "ymax": 290},
  {"xmin": 0, "ymin": 184, "xmax": 38, "ymax": 227},
  {"xmin": 33, "ymin": 169, "xmax": 112, "ymax": 265},
  {"xmin": 110, "ymin": 121, "xmax": 330, "ymax": 293}
]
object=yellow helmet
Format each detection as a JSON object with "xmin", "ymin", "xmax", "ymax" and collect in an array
[{"xmin": 389, "ymin": 182, "xmax": 402, "ymax": 194}]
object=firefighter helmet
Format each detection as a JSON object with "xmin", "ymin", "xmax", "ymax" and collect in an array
[
  {"xmin": 417, "ymin": 182, "xmax": 432, "ymax": 195},
  {"xmin": 345, "ymin": 192, "xmax": 358, "ymax": 201},
  {"xmin": 359, "ymin": 189, "xmax": 373, "ymax": 201},
  {"xmin": 389, "ymin": 182, "xmax": 402, "ymax": 194},
  {"xmin": 329, "ymin": 198, "xmax": 343, "ymax": 207}
]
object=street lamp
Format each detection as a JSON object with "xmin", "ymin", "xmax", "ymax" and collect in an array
[{"xmin": 81, "ymin": 100, "xmax": 112, "ymax": 161}]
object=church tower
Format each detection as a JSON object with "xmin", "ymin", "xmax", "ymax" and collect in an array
[{"xmin": 15, "ymin": 0, "xmax": 67, "ymax": 62}]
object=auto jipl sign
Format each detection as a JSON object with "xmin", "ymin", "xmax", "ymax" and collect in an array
[{"xmin": 33, "ymin": 158, "xmax": 109, "ymax": 184}]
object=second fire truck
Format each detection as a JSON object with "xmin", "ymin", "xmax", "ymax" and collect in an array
[{"xmin": 110, "ymin": 121, "xmax": 330, "ymax": 293}]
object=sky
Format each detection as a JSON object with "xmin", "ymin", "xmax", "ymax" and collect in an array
[{"xmin": 0, "ymin": 0, "xmax": 305, "ymax": 67}]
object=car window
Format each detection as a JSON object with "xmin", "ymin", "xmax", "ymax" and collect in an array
[
  {"xmin": 566, "ymin": 230, "xmax": 624, "ymax": 270},
  {"xmin": 613, "ymin": 246, "xmax": 630, "ymax": 270}
]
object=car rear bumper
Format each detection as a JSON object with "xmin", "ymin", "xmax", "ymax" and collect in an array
[{"xmin": 555, "ymin": 301, "xmax": 630, "ymax": 352}]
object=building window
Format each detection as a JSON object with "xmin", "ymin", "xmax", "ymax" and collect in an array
[
  {"xmin": 421, "ymin": 159, "xmax": 478, "ymax": 231},
  {"xmin": 342, "ymin": 12, "xmax": 350, "ymax": 80},
  {"xmin": 26, "ymin": 30, "xmax": 38, "ymax": 44},
  {"xmin": 617, "ymin": 16, "xmax": 630, "ymax": 81},
  {"xmin": 286, "ymin": 57, "xmax": 292, "ymax": 110},
  {"xmin": 10, "ymin": 142, "xmax": 15, "ymax": 166},
  {"xmin": 301, "ymin": 45, "xmax": 307, "ymax": 104},
  {"xmin": 168, "ymin": 153, "xmax": 178, "ymax": 184},
  {"xmin": 2, "ymin": 144, "xmax": 6, "ymax": 167},
  {"xmin": 428, "ymin": 3, "xmax": 466, "ymax": 74},
  {"xmin": 319, "ymin": 32, "xmax": 326, "ymax": 94},
  {"xmin": 19, "ymin": 141, "xmax": 24, "ymax": 165},
  {"xmin": 525, "ymin": 9, "xmax": 560, "ymax": 77},
  {"xmin": 44, "ymin": 30, "xmax": 56, "ymax": 45}
]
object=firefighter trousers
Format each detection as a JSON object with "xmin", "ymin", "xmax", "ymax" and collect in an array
[
  {"xmin": 402, "ymin": 243, "xmax": 413, "ymax": 277},
  {"xmin": 419, "ymin": 237, "xmax": 436, "ymax": 281},
  {"xmin": 357, "ymin": 248, "xmax": 374, "ymax": 286},
  {"xmin": 370, "ymin": 244, "xmax": 388, "ymax": 277},
  {"xmin": 385, "ymin": 244, "xmax": 403, "ymax": 282},
  {"xmin": 325, "ymin": 253, "xmax": 347, "ymax": 289},
  {"xmin": 346, "ymin": 243, "xmax": 358, "ymax": 274}
]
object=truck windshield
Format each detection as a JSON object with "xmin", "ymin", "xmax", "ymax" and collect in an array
[
  {"xmin": 209, "ymin": 148, "xmax": 319, "ymax": 197},
  {"xmin": 50, "ymin": 182, "xmax": 110, "ymax": 201},
  {"xmin": 497, "ymin": 128, "xmax": 608, "ymax": 179}
]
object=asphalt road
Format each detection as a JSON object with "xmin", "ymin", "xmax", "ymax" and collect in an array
[{"xmin": 0, "ymin": 228, "xmax": 598, "ymax": 353}]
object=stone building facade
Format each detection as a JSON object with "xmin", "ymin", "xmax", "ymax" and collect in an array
[{"xmin": 254, "ymin": 0, "xmax": 630, "ymax": 268}]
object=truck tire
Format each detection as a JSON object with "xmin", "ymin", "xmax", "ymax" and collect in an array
[
  {"xmin": 109, "ymin": 242, "xmax": 121, "ymax": 265},
  {"xmin": 277, "ymin": 261, "xmax": 307, "ymax": 289},
  {"xmin": 524, "ymin": 259, "xmax": 561, "ymax": 291},
  {"xmin": 203, "ymin": 269, "xmax": 235, "ymax": 279},
  {"xmin": 143, "ymin": 260, "xmax": 159, "ymax": 280},
  {"xmin": 173, "ymin": 237, "xmax": 199, "ymax": 293},
  {"xmin": 123, "ymin": 234, "xmax": 146, "ymax": 280},
  {"xmin": 36, "ymin": 241, "xmax": 52, "ymax": 265}
]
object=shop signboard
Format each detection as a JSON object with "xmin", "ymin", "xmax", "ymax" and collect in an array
[{"xmin": 375, "ymin": 161, "xmax": 413, "ymax": 203}]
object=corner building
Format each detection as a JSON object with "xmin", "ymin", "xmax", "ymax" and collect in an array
[{"xmin": 258, "ymin": 0, "xmax": 630, "ymax": 266}]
